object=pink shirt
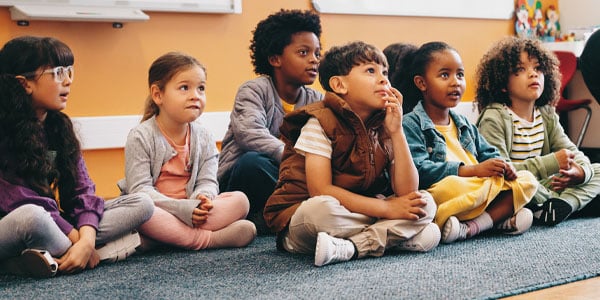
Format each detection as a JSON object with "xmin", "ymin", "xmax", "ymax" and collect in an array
[{"xmin": 155, "ymin": 125, "xmax": 191, "ymax": 199}]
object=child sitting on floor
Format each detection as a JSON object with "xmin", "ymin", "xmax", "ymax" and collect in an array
[
  {"xmin": 476, "ymin": 37, "xmax": 600, "ymax": 225},
  {"xmin": 264, "ymin": 41, "xmax": 440, "ymax": 267}
]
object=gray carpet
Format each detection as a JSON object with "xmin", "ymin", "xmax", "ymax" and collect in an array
[{"xmin": 2, "ymin": 216, "xmax": 599, "ymax": 300}]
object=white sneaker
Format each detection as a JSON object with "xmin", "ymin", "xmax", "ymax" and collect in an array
[
  {"xmin": 314, "ymin": 232, "xmax": 355, "ymax": 267},
  {"xmin": 96, "ymin": 231, "xmax": 141, "ymax": 263},
  {"xmin": 0, "ymin": 249, "xmax": 58, "ymax": 278},
  {"xmin": 495, "ymin": 208, "xmax": 533, "ymax": 235},
  {"xmin": 441, "ymin": 216, "xmax": 469, "ymax": 244},
  {"xmin": 396, "ymin": 223, "xmax": 441, "ymax": 252}
]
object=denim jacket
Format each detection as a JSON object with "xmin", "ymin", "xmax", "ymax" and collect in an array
[{"xmin": 402, "ymin": 101, "xmax": 500, "ymax": 190}]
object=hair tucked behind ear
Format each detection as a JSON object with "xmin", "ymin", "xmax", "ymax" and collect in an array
[
  {"xmin": 0, "ymin": 36, "xmax": 80, "ymax": 207},
  {"xmin": 398, "ymin": 41, "xmax": 455, "ymax": 114}
]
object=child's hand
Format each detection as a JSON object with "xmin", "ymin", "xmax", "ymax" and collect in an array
[
  {"xmin": 555, "ymin": 149, "xmax": 575, "ymax": 170},
  {"xmin": 192, "ymin": 195, "xmax": 212, "ymax": 227},
  {"xmin": 552, "ymin": 163, "xmax": 585, "ymax": 191},
  {"xmin": 197, "ymin": 194, "xmax": 213, "ymax": 211},
  {"xmin": 382, "ymin": 191, "xmax": 428, "ymax": 220},
  {"xmin": 56, "ymin": 229, "xmax": 96, "ymax": 274},
  {"xmin": 383, "ymin": 87, "xmax": 404, "ymax": 135},
  {"xmin": 503, "ymin": 162, "xmax": 518, "ymax": 181},
  {"xmin": 465, "ymin": 158, "xmax": 507, "ymax": 177}
]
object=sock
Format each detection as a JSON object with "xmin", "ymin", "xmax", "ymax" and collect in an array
[
  {"xmin": 207, "ymin": 220, "xmax": 257, "ymax": 249},
  {"xmin": 465, "ymin": 212, "xmax": 493, "ymax": 237}
]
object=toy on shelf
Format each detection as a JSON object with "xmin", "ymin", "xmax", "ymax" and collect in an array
[
  {"xmin": 546, "ymin": 5, "xmax": 561, "ymax": 41},
  {"xmin": 532, "ymin": 0, "xmax": 546, "ymax": 38},
  {"xmin": 515, "ymin": 2, "xmax": 533, "ymax": 38}
]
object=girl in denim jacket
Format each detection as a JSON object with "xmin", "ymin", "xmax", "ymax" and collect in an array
[{"xmin": 399, "ymin": 42, "xmax": 538, "ymax": 244}]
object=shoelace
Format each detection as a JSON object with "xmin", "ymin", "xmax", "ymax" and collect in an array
[{"xmin": 329, "ymin": 238, "xmax": 353, "ymax": 262}]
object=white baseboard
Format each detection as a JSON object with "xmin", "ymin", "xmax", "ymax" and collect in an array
[{"xmin": 72, "ymin": 111, "xmax": 230, "ymax": 150}]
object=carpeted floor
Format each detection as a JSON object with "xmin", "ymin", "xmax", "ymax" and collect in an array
[{"xmin": 1, "ymin": 216, "xmax": 599, "ymax": 300}]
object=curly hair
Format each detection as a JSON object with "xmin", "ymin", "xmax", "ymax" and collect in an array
[
  {"xmin": 0, "ymin": 36, "xmax": 81, "ymax": 208},
  {"xmin": 250, "ymin": 9, "xmax": 321, "ymax": 77},
  {"xmin": 475, "ymin": 36, "xmax": 561, "ymax": 112},
  {"xmin": 396, "ymin": 41, "xmax": 456, "ymax": 114},
  {"xmin": 318, "ymin": 41, "xmax": 388, "ymax": 92},
  {"xmin": 383, "ymin": 43, "xmax": 418, "ymax": 114},
  {"xmin": 142, "ymin": 52, "xmax": 206, "ymax": 122}
]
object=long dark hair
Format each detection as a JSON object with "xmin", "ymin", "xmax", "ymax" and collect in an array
[{"xmin": 0, "ymin": 36, "xmax": 80, "ymax": 210}]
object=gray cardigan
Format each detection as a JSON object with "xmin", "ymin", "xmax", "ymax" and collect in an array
[
  {"xmin": 217, "ymin": 75, "xmax": 323, "ymax": 182},
  {"xmin": 118, "ymin": 116, "xmax": 219, "ymax": 226}
]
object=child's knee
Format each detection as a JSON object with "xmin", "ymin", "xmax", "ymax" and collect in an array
[
  {"xmin": 419, "ymin": 190, "xmax": 438, "ymax": 217},
  {"xmin": 130, "ymin": 193, "xmax": 155, "ymax": 223},
  {"xmin": 296, "ymin": 195, "xmax": 341, "ymax": 223},
  {"xmin": 13, "ymin": 205, "xmax": 53, "ymax": 229}
]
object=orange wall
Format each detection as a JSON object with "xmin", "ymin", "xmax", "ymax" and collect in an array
[{"xmin": 0, "ymin": 1, "xmax": 519, "ymax": 197}]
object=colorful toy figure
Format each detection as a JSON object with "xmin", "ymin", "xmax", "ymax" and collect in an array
[
  {"xmin": 546, "ymin": 5, "xmax": 561, "ymax": 40},
  {"xmin": 532, "ymin": 0, "xmax": 545, "ymax": 38},
  {"xmin": 515, "ymin": 3, "xmax": 532, "ymax": 38}
]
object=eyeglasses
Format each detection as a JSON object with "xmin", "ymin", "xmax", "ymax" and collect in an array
[{"xmin": 21, "ymin": 66, "xmax": 74, "ymax": 83}]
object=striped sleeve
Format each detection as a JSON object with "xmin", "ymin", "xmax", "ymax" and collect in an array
[{"xmin": 294, "ymin": 117, "xmax": 332, "ymax": 159}]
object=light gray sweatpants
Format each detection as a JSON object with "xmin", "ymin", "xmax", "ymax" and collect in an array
[
  {"xmin": 281, "ymin": 191, "xmax": 436, "ymax": 258},
  {"xmin": 0, "ymin": 192, "xmax": 153, "ymax": 259}
]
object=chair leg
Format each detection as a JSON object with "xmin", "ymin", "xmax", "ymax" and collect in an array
[{"xmin": 575, "ymin": 106, "xmax": 592, "ymax": 148}]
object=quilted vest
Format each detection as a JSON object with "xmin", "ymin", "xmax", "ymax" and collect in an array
[{"xmin": 264, "ymin": 92, "xmax": 392, "ymax": 233}]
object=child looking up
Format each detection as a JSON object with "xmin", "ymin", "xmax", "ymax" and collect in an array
[
  {"xmin": 119, "ymin": 52, "xmax": 256, "ymax": 251},
  {"xmin": 400, "ymin": 41, "xmax": 538, "ymax": 243},
  {"xmin": 0, "ymin": 36, "xmax": 153, "ymax": 278},
  {"xmin": 476, "ymin": 37, "xmax": 600, "ymax": 225},
  {"xmin": 217, "ymin": 9, "xmax": 323, "ymax": 234},
  {"xmin": 264, "ymin": 41, "xmax": 440, "ymax": 267}
]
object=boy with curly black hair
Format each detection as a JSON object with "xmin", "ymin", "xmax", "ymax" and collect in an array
[
  {"xmin": 476, "ymin": 37, "xmax": 600, "ymax": 226},
  {"xmin": 218, "ymin": 9, "xmax": 323, "ymax": 234}
]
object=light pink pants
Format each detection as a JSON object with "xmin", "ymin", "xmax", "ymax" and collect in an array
[{"xmin": 138, "ymin": 191, "xmax": 249, "ymax": 250}]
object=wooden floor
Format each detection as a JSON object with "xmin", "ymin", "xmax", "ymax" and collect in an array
[{"xmin": 502, "ymin": 276, "xmax": 600, "ymax": 300}]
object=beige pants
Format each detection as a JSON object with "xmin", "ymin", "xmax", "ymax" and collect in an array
[{"xmin": 281, "ymin": 192, "xmax": 436, "ymax": 258}]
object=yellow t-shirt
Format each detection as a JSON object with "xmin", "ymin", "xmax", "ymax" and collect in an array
[
  {"xmin": 435, "ymin": 118, "xmax": 477, "ymax": 166},
  {"xmin": 281, "ymin": 99, "xmax": 295, "ymax": 114}
]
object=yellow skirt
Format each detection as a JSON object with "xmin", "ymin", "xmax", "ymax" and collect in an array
[{"xmin": 427, "ymin": 170, "xmax": 538, "ymax": 227}]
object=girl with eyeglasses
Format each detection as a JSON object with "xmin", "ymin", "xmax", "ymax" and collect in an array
[{"xmin": 0, "ymin": 36, "xmax": 154, "ymax": 278}]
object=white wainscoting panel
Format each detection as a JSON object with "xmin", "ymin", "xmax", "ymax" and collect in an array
[
  {"xmin": 451, "ymin": 101, "xmax": 479, "ymax": 124},
  {"xmin": 72, "ymin": 111, "xmax": 230, "ymax": 150}
]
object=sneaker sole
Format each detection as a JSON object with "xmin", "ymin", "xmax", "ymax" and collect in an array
[
  {"xmin": 397, "ymin": 223, "xmax": 441, "ymax": 252},
  {"xmin": 97, "ymin": 232, "xmax": 141, "ymax": 263},
  {"xmin": 502, "ymin": 208, "xmax": 533, "ymax": 235},
  {"xmin": 441, "ymin": 216, "xmax": 460, "ymax": 244},
  {"xmin": 314, "ymin": 232, "xmax": 328, "ymax": 267},
  {"xmin": 1, "ymin": 249, "xmax": 57, "ymax": 278},
  {"xmin": 538, "ymin": 198, "xmax": 573, "ymax": 226}
]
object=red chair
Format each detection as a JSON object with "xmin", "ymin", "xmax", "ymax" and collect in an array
[{"xmin": 553, "ymin": 50, "xmax": 592, "ymax": 148}]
